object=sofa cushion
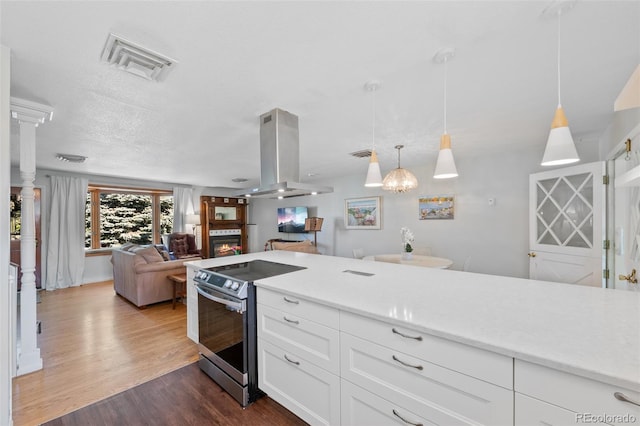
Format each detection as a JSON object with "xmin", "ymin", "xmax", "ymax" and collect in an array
[{"xmin": 135, "ymin": 246, "xmax": 165, "ymax": 263}]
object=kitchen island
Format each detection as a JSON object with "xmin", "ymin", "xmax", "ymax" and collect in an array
[{"xmin": 186, "ymin": 251, "xmax": 640, "ymax": 425}]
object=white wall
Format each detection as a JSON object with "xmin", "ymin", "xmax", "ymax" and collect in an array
[
  {"xmin": 251, "ymin": 142, "xmax": 600, "ymax": 279},
  {"xmin": 1, "ymin": 44, "xmax": 13, "ymax": 426}
]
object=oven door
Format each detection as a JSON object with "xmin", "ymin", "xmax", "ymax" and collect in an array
[{"xmin": 196, "ymin": 283, "xmax": 248, "ymax": 385}]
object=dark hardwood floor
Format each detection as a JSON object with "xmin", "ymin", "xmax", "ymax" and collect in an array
[{"xmin": 43, "ymin": 362, "xmax": 307, "ymax": 426}]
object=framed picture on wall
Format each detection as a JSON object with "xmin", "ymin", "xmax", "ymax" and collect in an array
[
  {"xmin": 419, "ymin": 195, "xmax": 454, "ymax": 220},
  {"xmin": 345, "ymin": 197, "xmax": 381, "ymax": 229}
]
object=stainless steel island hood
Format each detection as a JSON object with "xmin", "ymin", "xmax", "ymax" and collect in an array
[{"xmin": 237, "ymin": 108, "xmax": 333, "ymax": 199}]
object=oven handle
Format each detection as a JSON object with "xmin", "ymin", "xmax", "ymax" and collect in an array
[{"xmin": 195, "ymin": 284, "xmax": 245, "ymax": 313}]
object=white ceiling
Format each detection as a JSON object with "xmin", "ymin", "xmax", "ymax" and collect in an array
[{"xmin": 2, "ymin": 1, "xmax": 639, "ymax": 189}]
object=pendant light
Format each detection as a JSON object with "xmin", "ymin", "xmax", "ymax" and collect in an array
[
  {"xmin": 433, "ymin": 47, "xmax": 458, "ymax": 179},
  {"xmin": 541, "ymin": 5, "xmax": 579, "ymax": 166},
  {"xmin": 382, "ymin": 145, "xmax": 418, "ymax": 193},
  {"xmin": 364, "ymin": 80, "xmax": 383, "ymax": 187}
]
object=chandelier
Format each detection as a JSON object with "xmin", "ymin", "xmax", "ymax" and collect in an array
[{"xmin": 382, "ymin": 145, "xmax": 418, "ymax": 193}]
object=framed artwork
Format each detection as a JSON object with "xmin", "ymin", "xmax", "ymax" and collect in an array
[
  {"xmin": 345, "ymin": 197, "xmax": 381, "ymax": 229},
  {"xmin": 419, "ymin": 195, "xmax": 454, "ymax": 220}
]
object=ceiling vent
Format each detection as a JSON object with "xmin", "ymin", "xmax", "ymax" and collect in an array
[
  {"xmin": 349, "ymin": 149, "xmax": 373, "ymax": 158},
  {"xmin": 100, "ymin": 33, "xmax": 177, "ymax": 82},
  {"xmin": 56, "ymin": 153, "xmax": 87, "ymax": 163}
]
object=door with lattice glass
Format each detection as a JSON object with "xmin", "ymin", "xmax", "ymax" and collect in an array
[{"xmin": 529, "ymin": 162, "xmax": 605, "ymax": 287}]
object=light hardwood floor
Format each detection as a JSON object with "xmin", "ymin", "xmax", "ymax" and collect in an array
[{"xmin": 12, "ymin": 281, "xmax": 199, "ymax": 426}]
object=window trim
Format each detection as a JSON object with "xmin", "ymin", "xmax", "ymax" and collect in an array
[{"xmin": 85, "ymin": 185, "xmax": 173, "ymax": 251}]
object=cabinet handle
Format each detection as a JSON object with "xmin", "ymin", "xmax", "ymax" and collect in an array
[
  {"xmin": 392, "ymin": 328, "xmax": 423, "ymax": 341},
  {"xmin": 614, "ymin": 392, "xmax": 640, "ymax": 407},
  {"xmin": 284, "ymin": 354, "xmax": 300, "ymax": 366},
  {"xmin": 392, "ymin": 355, "xmax": 423, "ymax": 371},
  {"xmin": 392, "ymin": 409, "xmax": 423, "ymax": 426},
  {"xmin": 283, "ymin": 316, "xmax": 299, "ymax": 325},
  {"xmin": 283, "ymin": 296, "xmax": 299, "ymax": 304}
]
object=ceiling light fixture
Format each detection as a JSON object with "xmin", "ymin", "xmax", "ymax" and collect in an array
[
  {"xmin": 56, "ymin": 153, "xmax": 87, "ymax": 163},
  {"xmin": 433, "ymin": 47, "xmax": 458, "ymax": 179},
  {"xmin": 364, "ymin": 80, "xmax": 383, "ymax": 187},
  {"xmin": 382, "ymin": 145, "xmax": 418, "ymax": 193},
  {"xmin": 541, "ymin": 3, "xmax": 579, "ymax": 166}
]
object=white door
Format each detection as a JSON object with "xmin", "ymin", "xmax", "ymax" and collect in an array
[
  {"xmin": 529, "ymin": 162, "xmax": 606, "ymax": 286},
  {"xmin": 611, "ymin": 132, "xmax": 640, "ymax": 291}
]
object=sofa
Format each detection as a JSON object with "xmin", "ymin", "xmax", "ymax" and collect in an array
[{"xmin": 111, "ymin": 244, "xmax": 200, "ymax": 308}]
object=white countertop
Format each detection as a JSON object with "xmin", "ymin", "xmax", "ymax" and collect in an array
[
  {"xmin": 362, "ymin": 253, "xmax": 453, "ymax": 268},
  {"xmin": 186, "ymin": 251, "xmax": 640, "ymax": 391}
]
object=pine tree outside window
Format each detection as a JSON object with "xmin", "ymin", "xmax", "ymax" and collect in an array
[{"xmin": 85, "ymin": 185, "xmax": 173, "ymax": 250}]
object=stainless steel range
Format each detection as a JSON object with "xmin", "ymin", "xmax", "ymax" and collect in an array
[{"xmin": 193, "ymin": 260, "xmax": 306, "ymax": 406}]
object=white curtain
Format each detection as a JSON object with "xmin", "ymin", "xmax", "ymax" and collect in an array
[
  {"xmin": 173, "ymin": 187, "xmax": 194, "ymax": 233},
  {"xmin": 45, "ymin": 175, "xmax": 88, "ymax": 290}
]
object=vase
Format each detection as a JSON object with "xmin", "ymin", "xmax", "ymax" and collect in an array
[{"xmin": 402, "ymin": 252, "xmax": 413, "ymax": 260}]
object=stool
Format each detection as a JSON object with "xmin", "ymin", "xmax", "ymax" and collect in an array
[{"xmin": 167, "ymin": 273, "xmax": 187, "ymax": 309}]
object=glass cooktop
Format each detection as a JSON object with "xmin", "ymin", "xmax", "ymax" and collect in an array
[{"xmin": 206, "ymin": 260, "xmax": 306, "ymax": 283}]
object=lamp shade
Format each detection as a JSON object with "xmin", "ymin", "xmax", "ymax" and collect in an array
[
  {"xmin": 541, "ymin": 106, "xmax": 579, "ymax": 166},
  {"xmin": 364, "ymin": 150, "xmax": 383, "ymax": 187},
  {"xmin": 433, "ymin": 133, "xmax": 458, "ymax": 179},
  {"xmin": 382, "ymin": 168, "xmax": 418, "ymax": 193},
  {"xmin": 185, "ymin": 214, "xmax": 200, "ymax": 225}
]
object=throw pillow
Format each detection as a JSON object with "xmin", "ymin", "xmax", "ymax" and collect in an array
[
  {"xmin": 154, "ymin": 244, "xmax": 171, "ymax": 261},
  {"xmin": 137, "ymin": 246, "xmax": 164, "ymax": 263}
]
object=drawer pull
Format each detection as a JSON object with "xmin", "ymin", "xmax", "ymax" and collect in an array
[
  {"xmin": 392, "ymin": 409, "xmax": 423, "ymax": 426},
  {"xmin": 392, "ymin": 328, "xmax": 423, "ymax": 341},
  {"xmin": 283, "ymin": 296, "xmax": 300, "ymax": 304},
  {"xmin": 284, "ymin": 354, "xmax": 300, "ymax": 366},
  {"xmin": 283, "ymin": 316, "xmax": 300, "ymax": 325},
  {"xmin": 614, "ymin": 392, "xmax": 640, "ymax": 407},
  {"xmin": 392, "ymin": 355, "xmax": 424, "ymax": 371}
]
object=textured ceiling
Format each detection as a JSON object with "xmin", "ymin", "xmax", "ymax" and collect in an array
[{"xmin": 2, "ymin": 1, "xmax": 639, "ymax": 189}]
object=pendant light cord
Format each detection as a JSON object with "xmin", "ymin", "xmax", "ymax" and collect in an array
[
  {"xmin": 443, "ymin": 58, "xmax": 448, "ymax": 133},
  {"xmin": 557, "ymin": 11, "xmax": 562, "ymax": 107},
  {"xmin": 371, "ymin": 87, "xmax": 376, "ymax": 150}
]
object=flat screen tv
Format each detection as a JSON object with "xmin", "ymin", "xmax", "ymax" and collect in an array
[{"xmin": 277, "ymin": 207, "xmax": 308, "ymax": 233}]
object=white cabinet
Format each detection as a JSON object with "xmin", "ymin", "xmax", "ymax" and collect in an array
[
  {"xmin": 341, "ymin": 379, "xmax": 439, "ymax": 426},
  {"xmin": 185, "ymin": 265, "xmax": 198, "ymax": 343},
  {"xmin": 259, "ymin": 339, "xmax": 341, "ymax": 426},
  {"xmin": 257, "ymin": 287, "xmax": 340, "ymax": 426},
  {"xmin": 515, "ymin": 360, "xmax": 640, "ymax": 426},
  {"xmin": 516, "ymin": 393, "xmax": 609, "ymax": 426},
  {"xmin": 340, "ymin": 319, "xmax": 513, "ymax": 426}
]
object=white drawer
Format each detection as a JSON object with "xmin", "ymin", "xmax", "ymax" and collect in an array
[
  {"xmin": 340, "ymin": 310, "xmax": 513, "ymax": 389},
  {"xmin": 258, "ymin": 338, "xmax": 340, "ymax": 426},
  {"xmin": 515, "ymin": 360, "xmax": 640, "ymax": 426},
  {"xmin": 515, "ymin": 393, "xmax": 609, "ymax": 426},
  {"xmin": 341, "ymin": 379, "xmax": 476, "ymax": 426},
  {"xmin": 257, "ymin": 287, "xmax": 339, "ymax": 329},
  {"xmin": 257, "ymin": 303, "xmax": 340, "ymax": 374},
  {"xmin": 341, "ymin": 333, "xmax": 513, "ymax": 426}
]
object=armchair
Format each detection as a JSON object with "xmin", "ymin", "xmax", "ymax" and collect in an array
[{"xmin": 168, "ymin": 233, "xmax": 201, "ymax": 259}]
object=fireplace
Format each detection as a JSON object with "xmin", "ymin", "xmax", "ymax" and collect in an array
[{"xmin": 209, "ymin": 229, "xmax": 242, "ymax": 258}]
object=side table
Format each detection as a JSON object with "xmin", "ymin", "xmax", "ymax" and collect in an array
[{"xmin": 167, "ymin": 273, "xmax": 187, "ymax": 309}]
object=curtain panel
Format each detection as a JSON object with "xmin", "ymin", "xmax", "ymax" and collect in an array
[
  {"xmin": 173, "ymin": 187, "xmax": 194, "ymax": 234},
  {"xmin": 45, "ymin": 175, "xmax": 88, "ymax": 290}
]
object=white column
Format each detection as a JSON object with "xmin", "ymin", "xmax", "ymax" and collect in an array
[{"xmin": 10, "ymin": 97, "xmax": 53, "ymax": 376}]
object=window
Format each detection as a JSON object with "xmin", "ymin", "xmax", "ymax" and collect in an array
[{"xmin": 85, "ymin": 185, "xmax": 173, "ymax": 250}]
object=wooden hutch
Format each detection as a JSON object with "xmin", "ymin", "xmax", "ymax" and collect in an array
[{"xmin": 200, "ymin": 196, "xmax": 248, "ymax": 258}]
